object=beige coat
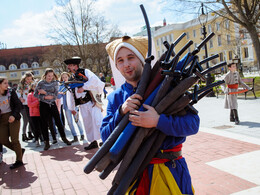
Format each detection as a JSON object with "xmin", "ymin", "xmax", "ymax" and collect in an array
[{"xmin": 223, "ymin": 71, "xmax": 250, "ymax": 109}]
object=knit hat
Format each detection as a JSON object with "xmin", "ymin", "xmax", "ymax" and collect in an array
[
  {"xmin": 106, "ymin": 36, "xmax": 148, "ymax": 64},
  {"xmin": 106, "ymin": 36, "xmax": 149, "ymax": 89}
]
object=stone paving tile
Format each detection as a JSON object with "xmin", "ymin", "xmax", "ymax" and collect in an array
[{"xmin": 1, "ymin": 131, "xmax": 260, "ymax": 195}]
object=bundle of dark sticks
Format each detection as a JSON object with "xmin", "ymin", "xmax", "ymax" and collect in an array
[{"xmin": 84, "ymin": 5, "xmax": 226, "ymax": 195}]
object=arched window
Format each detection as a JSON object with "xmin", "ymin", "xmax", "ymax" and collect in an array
[
  {"xmin": 9, "ymin": 64, "xmax": 17, "ymax": 70},
  {"xmin": 20, "ymin": 63, "xmax": 28, "ymax": 69},
  {"xmin": 0, "ymin": 65, "xmax": 6, "ymax": 71},
  {"xmin": 32, "ymin": 62, "xmax": 39, "ymax": 68},
  {"xmin": 42, "ymin": 61, "xmax": 50, "ymax": 67}
]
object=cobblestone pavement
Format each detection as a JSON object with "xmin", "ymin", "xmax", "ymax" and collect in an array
[{"xmin": 1, "ymin": 87, "xmax": 260, "ymax": 194}]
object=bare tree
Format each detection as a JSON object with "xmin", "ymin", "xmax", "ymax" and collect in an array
[
  {"xmin": 48, "ymin": 0, "xmax": 122, "ymax": 74},
  {"xmin": 162, "ymin": 0, "xmax": 260, "ymax": 69}
]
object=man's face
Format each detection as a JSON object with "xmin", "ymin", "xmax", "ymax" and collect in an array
[
  {"xmin": 67, "ymin": 64, "xmax": 78, "ymax": 73},
  {"xmin": 116, "ymin": 47, "xmax": 143, "ymax": 85}
]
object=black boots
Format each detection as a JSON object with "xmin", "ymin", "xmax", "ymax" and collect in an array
[
  {"xmin": 233, "ymin": 109, "xmax": 240, "ymax": 125},
  {"xmin": 84, "ymin": 140, "xmax": 98, "ymax": 150},
  {"xmin": 44, "ymin": 141, "xmax": 50, "ymax": 150},
  {"xmin": 231, "ymin": 109, "xmax": 240, "ymax": 125},
  {"xmin": 10, "ymin": 160, "xmax": 24, "ymax": 169},
  {"xmin": 22, "ymin": 134, "xmax": 29, "ymax": 142},
  {"xmin": 230, "ymin": 110, "xmax": 235, "ymax": 122},
  {"xmin": 80, "ymin": 135, "xmax": 84, "ymax": 141},
  {"xmin": 61, "ymin": 137, "xmax": 72, "ymax": 145},
  {"xmin": 10, "ymin": 148, "xmax": 25, "ymax": 169},
  {"xmin": 28, "ymin": 132, "xmax": 34, "ymax": 140},
  {"xmin": 72, "ymin": 136, "xmax": 78, "ymax": 143}
]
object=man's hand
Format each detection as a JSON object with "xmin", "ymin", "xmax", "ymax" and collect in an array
[
  {"xmin": 129, "ymin": 104, "xmax": 159, "ymax": 128},
  {"xmin": 8, "ymin": 116, "xmax": 15, "ymax": 123},
  {"xmin": 77, "ymin": 87, "xmax": 84, "ymax": 93},
  {"xmin": 44, "ymin": 95, "xmax": 54, "ymax": 100},
  {"xmin": 120, "ymin": 94, "xmax": 142, "ymax": 115},
  {"xmin": 38, "ymin": 89, "xmax": 47, "ymax": 95}
]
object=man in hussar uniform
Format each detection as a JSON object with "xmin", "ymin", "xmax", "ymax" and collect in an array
[
  {"xmin": 223, "ymin": 63, "xmax": 251, "ymax": 125},
  {"xmin": 101, "ymin": 36, "xmax": 199, "ymax": 194},
  {"xmin": 64, "ymin": 57, "xmax": 105, "ymax": 150}
]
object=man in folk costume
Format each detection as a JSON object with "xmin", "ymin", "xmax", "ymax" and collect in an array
[
  {"xmin": 64, "ymin": 57, "xmax": 105, "ymax": 150},
  {"xmin": 101, "ymin": 36, "xmax": 200, "ymax": 194},
  {"xmin": 222, "ymin": 63, "xmax": 251, "ymax": 125}
]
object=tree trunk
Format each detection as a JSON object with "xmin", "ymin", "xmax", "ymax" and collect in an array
[{"xmin": 245, "ymin": 23, "xmax": 260, "ymax": 70}]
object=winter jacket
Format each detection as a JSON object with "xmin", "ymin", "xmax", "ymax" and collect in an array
[
  {"xmin": 8, "ymin": 88, "xmax": 22, "ymax": 120},
  {"xmin": 27, "ymin": 92, "xmax": 40, "ymax": 116}
]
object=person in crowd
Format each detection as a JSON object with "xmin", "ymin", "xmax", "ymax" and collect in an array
[
  {"xmin": 222, "ymin": 63, "xmax": 251, "ymax": 125},
  {"xmin": 58, "ymin": 72, "xmax": 85, "ymax": 142},
  {"xmin": 0, "ymin": 144, "xmax": 3, "ymax": 163},
  {"xmin": 99, "ymin": 72, "xmax": 108, "ymax": 98},
  {"xmin": 101, "ymin": 36, "xmax": 200, "ymax": 194},
  {"xmin": 0, "ymin": 76, "xmax": 25, "ymax": 169},
  {"xmin": 110, "ymin": 76, "xmax": 116, "ymax": 90},
  {"xmin": 27, "ymin": 82, "xmax": 43, "ymax": 147},
  {"xmin": 65, "ymin": 57, "xmax": 104, "ymax": 150},
  {"xmin": 34, "ymin": 68, "xmax": 72, "ymax": 150},
  {"xmin": 17, "ymin": 72, "xmax": 36, "ymax": 141}
]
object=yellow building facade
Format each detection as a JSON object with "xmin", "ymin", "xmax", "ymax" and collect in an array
[{"xmin": 153, "ymin": 14, "xmax": 258, "ymax": 73}]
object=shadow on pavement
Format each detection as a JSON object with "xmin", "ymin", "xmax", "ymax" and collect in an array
[
  {"xmin": 39, "ymin": 144, "xmax": 87, "ymax": 162},
  {"xmin": 238, "ymin": 121, "xmax": 260, "ymax": 129},
  {"xmin": 0, "ymin": 162, "xmax": 37, "ymax": 189}
]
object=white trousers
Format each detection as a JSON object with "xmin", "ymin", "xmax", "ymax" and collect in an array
[{"xmin": 79, "ymin": 101, "xmax": 102, "ymax": 142}]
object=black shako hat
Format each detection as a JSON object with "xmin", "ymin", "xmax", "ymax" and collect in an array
[{"xmin": 64, "ymin": 56, "xmax": 81, "ymax": 65}]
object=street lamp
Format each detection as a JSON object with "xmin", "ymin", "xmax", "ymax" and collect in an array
[{"xmin": 198, "ymin": 3, "xmax": 215, "ymax": 97}]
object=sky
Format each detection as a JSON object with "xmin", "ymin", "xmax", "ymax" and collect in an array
[{"xmin": 0, "ymin": 0, "xmax": 194, "ymax": 49}]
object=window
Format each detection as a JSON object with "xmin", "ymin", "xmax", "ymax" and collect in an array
[
  {"xmin": 42, "ymin": 61, "xmax": 50, "ymax": 67},
  {"xmin": 157, "ymin": 39, "xmax": 159, "ymax": 46},
  {"xmin": 186, "ymin": 32, "xmax": 189, "ymax": 39},
  {"xmin": 244, "ymin": 47, "xmax": 249, "ymax": 58},
  {"xmin": 10, "ymin": 72, "xmax": 17, "ymax": 78},
  {"xmin": 193, "ymin": 30, "xmax": 196, "ymax": 37},
  {"xmin": 227, "ymin": 35, "xmax": 231, "ymax": 45},
  {"xmin": 217, "ymin": 35, "xmax": 222, "ymax": 46},
  {"xmin": 225, "ymin": 20, "xmax": 230, "ymax": 29},
  {"xmin": 209, "ymin": 40, "xmax": 213, "ymax": 48},
  {"xmin": 0, "ymin": 73, "xmax": 6, "ymax": 76},
  {"xmin": 32, "ymin": 62, "xmax": 39, "ymax": 68},
  {"xmin": 0, "ymin": 65, "xmax": 6, "ymax": 71},
  {"xmin": 170, "ymin": 34, "xmax": 173, "ymax": 42},
  {"xmin": 194, "ymin": 43, "xmax": 197, "ymax": 50},
  {"xmin": 200, "ymin": 27, "xmax": 203, "ymax": 35},
  {"xmin": 33, "ymin": 70, "xmax": 40, "ymax": 76},
  {"xmin": 54, "ymin": 68, "xmax": 61, "ymax": 74},
  {"xmin": 228, "ymin": 51, "xmax": 232, "ymax": 60},
  {"xmin": 208, "ymin": 24, "xmax": 212, "ymax": 33},
  {"xmin": 161, "ymin": 37, "xmax": 163, "ymax": 44},
  {"xmin": 9, "ymin": 64, "xmax": 17, "ymax": 70},
  {"xmin": 219, "ymin": 53, "xmax": 223, "ymax": 62},
  {"xmin": 20, "ymin": 63, "xmax": 28, "ymax": 69},
  {"xmin": 22, "ymin": 71, "xmax": 26, "ymax": 76},
  {"xmin": 158, "ymin": 51, "xmax": 160, "ymax": 58},
  {"xmin": 216, "ymin": 22, "xmax": 220, "ymax": 31}
]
